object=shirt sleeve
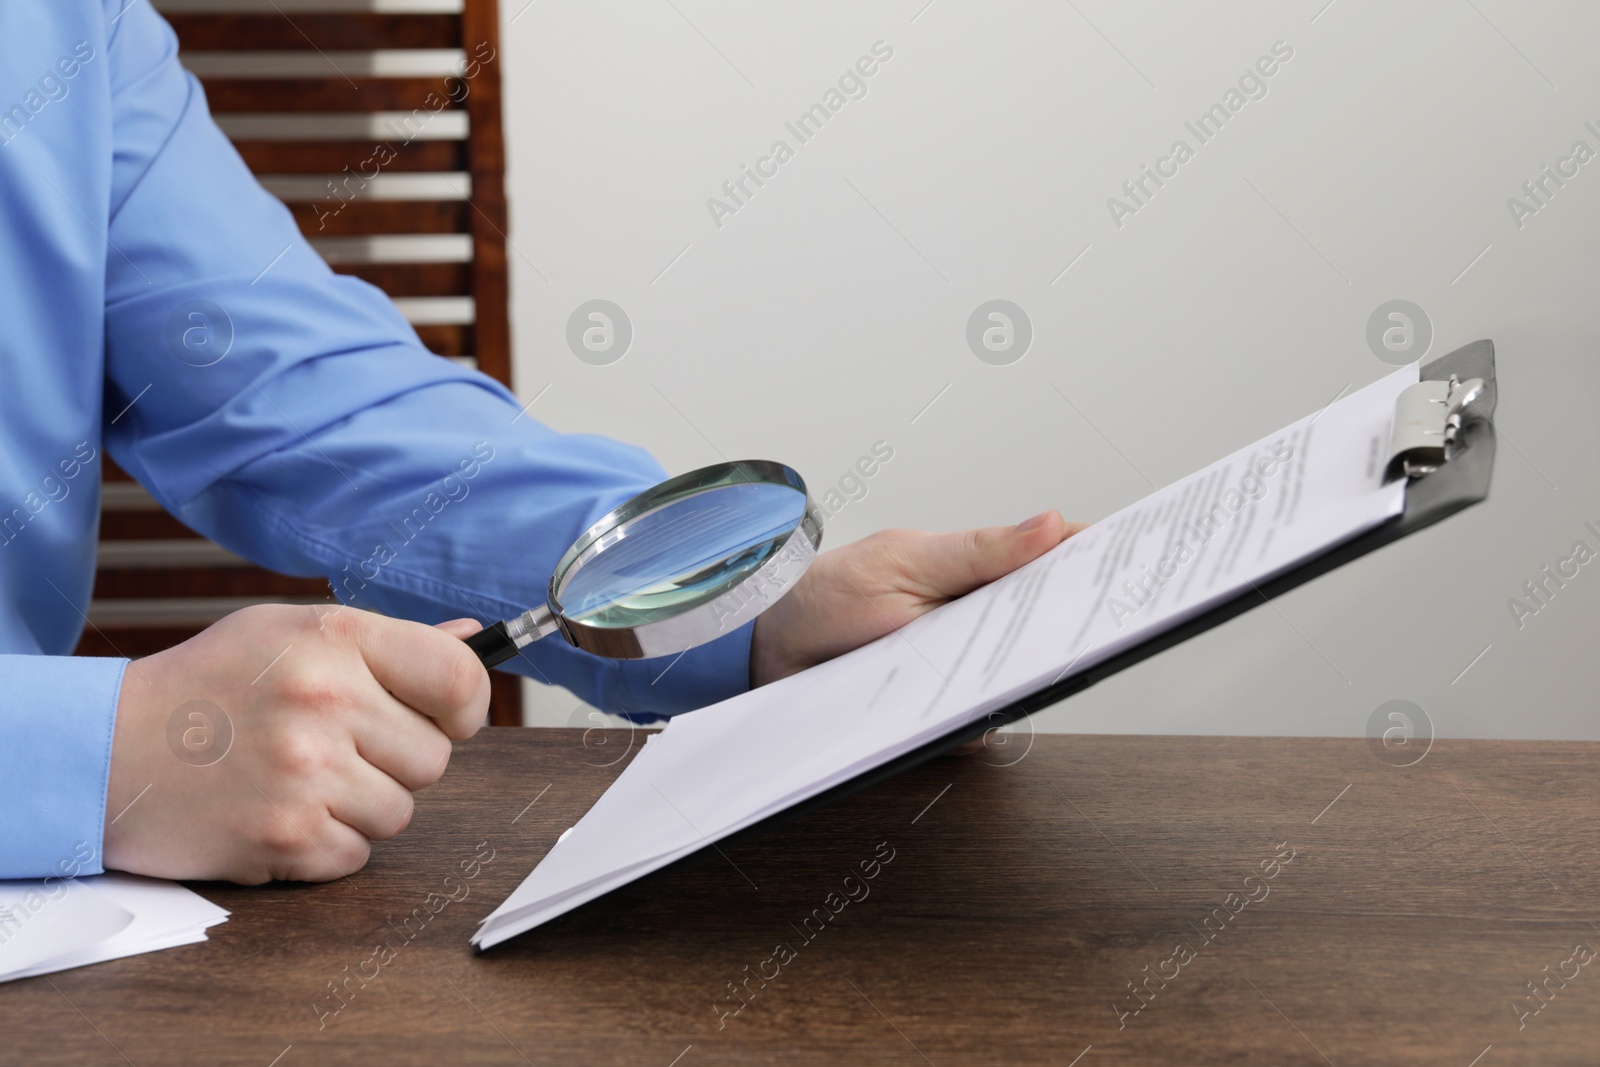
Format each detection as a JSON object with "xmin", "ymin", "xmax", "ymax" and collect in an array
[
  {"xmin": 0, "ymin": 656, "xmax": 125, "ymax": 879},
  {"xmin": 96, "ymin": 1, "xmax": 754, "ymax": 721}
]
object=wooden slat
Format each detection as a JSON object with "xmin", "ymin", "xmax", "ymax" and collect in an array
[
  {"xmin": 331, "ymin": 261, "xmax": 469, "ymax": 296},
  {"xmin": 165, "ymin": 14, "xmax": 461, "ymax": 50},
  {"xmin": 100, "ymin": 511, "xmax": 204, "ymax": 541},
  {"xmin": 411, "ymin": 322, "xmax": 470, "ymax": 355},
  {"xmin": 98, "ymin": 542, "xmax": 244, "ymax": 569},
  {"xmin": 288, "ymin": 199, "xmax": 468, "ymax": 235},
  {"xmin": 461, "ymin": 0, "xmax": 510, "ymax": 386},
  {"xmin": 75, "ymin": 626, "xmax": 206, "ymax": 659},
  {"xmin": 92, "ymin": 568, "xmax": 329, "ymax": 600},
  {"xmin": 234, "ymin": 139, "xmax": 465, "ymax": 174},
  {"xmin": 201, "ymin": 77, "xmax": 465, "ymax": 113},
  {"xmin": 467, "ymin": 168, "xmax": 509, "ymax": 382}
]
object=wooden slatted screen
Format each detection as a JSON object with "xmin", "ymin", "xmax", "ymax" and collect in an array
[{"xmin": 79, "ymin": 0, "xmax": 522, "ymax": 726}]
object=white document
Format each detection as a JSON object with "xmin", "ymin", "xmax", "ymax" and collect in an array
[
  {"xmin": 0, "ymin": 874, "xmax": 229, "ymax": 982},
  {"xmin": 474, "ymin": 364, "xmax": 1418, "ymax": 948}
]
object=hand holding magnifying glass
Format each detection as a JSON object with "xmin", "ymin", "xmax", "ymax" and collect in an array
[
  {"xmin": 464, "ymin": 459, "xmax": 823, "ymax": 666},
  {"xmin": 102, "ymin": 455, "xmax": 1073, "ymax": 886}
]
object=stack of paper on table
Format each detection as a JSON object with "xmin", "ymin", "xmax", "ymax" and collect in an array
[
  {"xmin": 474, "ymin": 364, "xmax": 1419, "ymax": 949},
  {"xmin": 0, "ymin": 874, "xmax": 228, "ymax": 982}
]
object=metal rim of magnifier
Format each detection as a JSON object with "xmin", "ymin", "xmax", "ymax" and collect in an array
[{"xmin": 503, "ymin": 459, "xmax": 824, "ymax": 660}]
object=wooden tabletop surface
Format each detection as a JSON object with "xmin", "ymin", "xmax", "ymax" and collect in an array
[{"xmin": 8, "ymin": 727, "xmax": 1599, "ymax": 1066}]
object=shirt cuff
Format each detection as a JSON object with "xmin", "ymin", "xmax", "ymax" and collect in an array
[{"xmin": 0, "ymin": 655, "xmax": 125, "ymax": 879}]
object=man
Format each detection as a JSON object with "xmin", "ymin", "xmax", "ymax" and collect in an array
[{"xmin": 0, "ymin": 2, "xmax": 1075, "ymax": 886}]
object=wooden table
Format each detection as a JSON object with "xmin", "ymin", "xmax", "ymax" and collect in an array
[{"xmin": 10, "ymin": 729, "xmax": 1599, "ymax": 1065}]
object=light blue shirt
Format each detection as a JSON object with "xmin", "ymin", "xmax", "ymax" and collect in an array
[{"xmin": 0, "ymin": 1, "xmax": 753, "ymax": 879}]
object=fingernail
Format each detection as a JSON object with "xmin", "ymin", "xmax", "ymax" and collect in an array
[{"xmin": 1014, "ymin": 511, "xmax": 1051, "ymax": 534}]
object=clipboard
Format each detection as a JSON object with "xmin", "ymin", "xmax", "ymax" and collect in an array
[
  {"xmin": 498, "ymin": 342, "xmax": 1498, "ymax": 938},
  {"xmin": 700, "ymin": 340, "xmax": 1498, "ymax": 854}
]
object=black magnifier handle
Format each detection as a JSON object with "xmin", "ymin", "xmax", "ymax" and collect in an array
[
  {"xmin": 466, "ymin": 605, "xmax": 560, "ymax": 669},
  {"xmin": 466, "ymin": 621, "xmax": 521, "ymax": 669}
]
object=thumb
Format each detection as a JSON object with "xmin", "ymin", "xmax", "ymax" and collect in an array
[
  {"xmin": 433, "ymin": 617, "xmax": 484, "ymax": 640},
  {"xmin": 910, "ymin": 511, "xmax": 1078, "ymax": 599}
]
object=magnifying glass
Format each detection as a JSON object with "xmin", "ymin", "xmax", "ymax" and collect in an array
[{"xmin": 464, "ymin": 459, "xmax": 824, "ymax": 666}]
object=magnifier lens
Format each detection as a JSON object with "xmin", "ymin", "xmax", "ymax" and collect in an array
[{"xmin": 555, "ymin": 481, "xmax": 808, "ymax": 629}]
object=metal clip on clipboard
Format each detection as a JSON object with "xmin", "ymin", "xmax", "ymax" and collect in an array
[{"xmin": 1385, "ymin": 373, "xmax": 1487, "ymax": 480}]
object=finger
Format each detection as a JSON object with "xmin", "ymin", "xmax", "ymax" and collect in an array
[
  {"xmin": 328, "ymin": 609, "xmax": 490, "ymax": 740},
  {"xmin": 279, "ymin": 820, "xmax": 370, "ymax": 883},
  {"xmin": 255, "ymin": 796, "xmax": 373, "ymax": 883},
  {"xmin": 434, "ymin": 617, "xmax": 484, "ymax": 639},
  {"xmin": 324, "ymin": 756, "xmax": 417, "ymax": 843},
  {"xmin": 902, "ymin": 510, "xmax": 1079, "ymax": 599},
  {"xmin": 1018, "ymin": 510, "xmax": 1089, "ymax": 544},
  {"xmin": 348, "ymin": 682, "xmax": 456, "ymax": 792}
]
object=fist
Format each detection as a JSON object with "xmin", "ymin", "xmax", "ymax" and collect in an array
[{"xmin": 103, "ymin": 604, "xmax": 489, "ymax": 884}]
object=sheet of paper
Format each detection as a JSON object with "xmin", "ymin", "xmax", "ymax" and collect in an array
[
  {"xmin": 0, "ymin": 878, "xmax": 135, "ymax": 977},
  {"xmin": 475, "ymin": 364, "xmax": 1418, "ymax": 948},
  {"xmin": 0, "ymin": 873, "xmax": 229, "ymax": 982}
]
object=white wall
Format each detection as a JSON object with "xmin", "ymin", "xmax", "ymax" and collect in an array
[{"xmin": 499, "ymin": 0, "xmax": 1600, "ymax": 739}]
